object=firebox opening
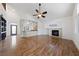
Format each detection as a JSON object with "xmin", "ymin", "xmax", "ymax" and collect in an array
[{"xmin": 52, "ymin": 30, "xmax": 59, "ymax": 36}]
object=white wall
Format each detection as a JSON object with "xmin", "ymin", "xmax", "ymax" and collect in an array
[
  {"xmin": 73, "ymin": 4, "xmax": 79, "ymax": 49},
  {"xmin": 45, "ymin": 16, "xmax": 74, "ymax": 40},
  {"xmin": 20, "ymin": 14, "xmax": 74, "ymax": 39},
  {"xmin": 6, "ymin": 4, "xmax": 20, "ymax": 36},
  {"xmin": 37, "ymin": 20, "xmax": 48, "ymax": 35},
  {"xmin": 20, "ymin": 14, "xmax": 48, "ymax": 37}
]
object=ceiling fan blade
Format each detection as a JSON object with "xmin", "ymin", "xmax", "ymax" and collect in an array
[
  {"xmin": 33, "ymin": 14, "xmax": 37, "ymax": 16},
  {"xmin": 36, "ymin": 9, "xmax": 39, "ymax": 13},
  {"xmin": 42, "ymin": 15, "xmax": 45, "ymax": 18},
  {"xmin": 37, "ymin": 16, "xmax": 40, "ymax": 19},
  {"xmin": 42, "ymin": 11, "xmax": 47, "ymax": 14},
  {"xmin": 39, "ymin": 3, "xmax": 41, "ymax": 6}
]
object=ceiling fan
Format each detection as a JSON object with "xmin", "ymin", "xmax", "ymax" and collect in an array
[{"xmin": 33, "ymin": 3, "xmax": 47, "ymax": 19}]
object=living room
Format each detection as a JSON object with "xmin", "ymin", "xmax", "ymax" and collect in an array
[{"xmin": 0, "ymin": 3, "xmax": 79, "ymax": 56}]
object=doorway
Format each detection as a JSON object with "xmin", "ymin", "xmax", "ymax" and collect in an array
[{"xmin": 11, "ymin": 25, "xmax": 17, "ymax": 35}]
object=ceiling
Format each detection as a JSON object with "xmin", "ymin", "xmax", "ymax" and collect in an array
[{"xmin": 7, "ymin": 3, "xmax": 75, "ymax": 21}]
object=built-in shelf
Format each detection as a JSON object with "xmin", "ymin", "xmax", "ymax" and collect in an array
[
  {"xmin": 1, "ymin": 31, "xmax": 6, "ymax": 34},
  {"xmin": 0, "ymin": 15, "xmax": 6, "ymax": 40}
]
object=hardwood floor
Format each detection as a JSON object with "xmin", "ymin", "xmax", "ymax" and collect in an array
[{"xmin": 0, "ymin": 35, "xmax": 79, "ymax": 56}]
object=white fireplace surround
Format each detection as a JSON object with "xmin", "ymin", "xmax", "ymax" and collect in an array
[{"xmin": 48, "ymin": 27, "xmax": 62, "ymax": 38}]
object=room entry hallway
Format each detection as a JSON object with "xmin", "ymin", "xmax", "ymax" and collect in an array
[{"xmin": 0, "ymin": 35, "xmax": 79, "ymax": 56}]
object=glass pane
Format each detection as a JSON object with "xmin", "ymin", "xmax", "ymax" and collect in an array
[{"xmin": 12, "ymin": 26, "xmax": 16, "ymax": 34}]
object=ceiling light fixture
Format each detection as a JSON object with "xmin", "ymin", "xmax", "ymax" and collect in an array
[{"xmin": 33, "ymin": 3, "xmax": 47, "ymax": 19}]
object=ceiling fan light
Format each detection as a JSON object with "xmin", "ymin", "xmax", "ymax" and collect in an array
[{"xmin": 38, "ymin": 14, "xmax": 41, "ymax": 17}]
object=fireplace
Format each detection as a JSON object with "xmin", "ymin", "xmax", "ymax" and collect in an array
[
  {"xmin": 48, "ymin": 28, "xmax": 62, "ymax": 37},
  {"xmin": 52, "ymin": 30, "xmax": 59, "ymax": 36}
]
